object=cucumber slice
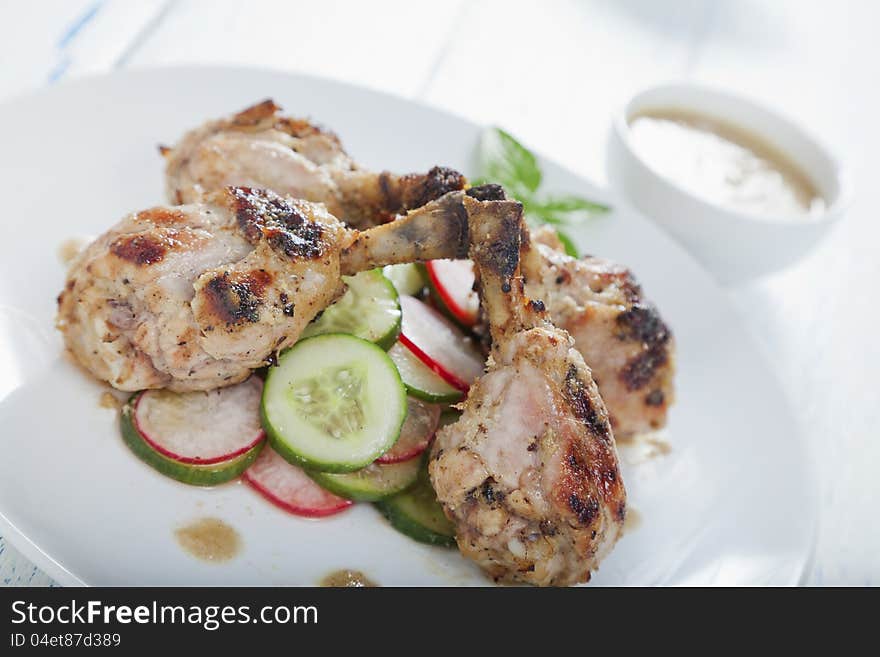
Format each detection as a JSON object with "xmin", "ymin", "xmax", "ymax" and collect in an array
[
  {"xmin": 375, "ymin": 459, "xmax": 456, "ymax": 547},
  {"xmin": 307, "ymin": 458, "xmax": 420, "ymax": 502},
  {"xmin": 383, "ymin": 263, "xmax": 427, "ymax": 297},
  {"xmin": 121, "ymin": 399, "xmax": 264, "ymax": 486},
  {"xmin": 388, "ymin": 342, "xmax": 463, "ymax": 404},
  {"xmin": 261, "ymin": 333, "xmax": 407, "ymax": 473},
  {"xmin": 301, "ymin": 270, "xmax": 401, "ymax": 349}
]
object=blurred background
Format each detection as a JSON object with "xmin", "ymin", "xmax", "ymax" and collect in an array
[{"xmin": 1, "ymin": 0, "xmax": 877, "ymax": 586}]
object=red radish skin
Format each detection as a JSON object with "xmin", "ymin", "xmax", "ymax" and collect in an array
[
  {"xmin": 398, "ymin": 333, "xmax": 470, "ymax": 393},
  {"xmin": 133, "ymin": 378, "xmax": 265, "ymax": 465},
  {"xmin": 426, "ymin": 260, "xmax": 479, "ymax": 326},
  {"xmin": 376, "ymin": 398, "xmax": 441, "ymax": 464},
  {"xmin": 243, "ymin": 446, "xmax": 353, "ymax": 518},
  {"xmin": 398, "ymin": 296, "xmax": 484, "ymax": 391},
  {"xmin": 387, "ymin": 342, "xmax": 464, "ymax": 404},
  {"xmin": 375, "ymin": 435, "xmax": 432, "ymax": 464}
]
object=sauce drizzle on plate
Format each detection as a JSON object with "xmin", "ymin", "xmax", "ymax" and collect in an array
[
  {"xmin": 175, "ymin": 517, "xmax": 241, "ymax": 562},
  {"xmin": 320, "ymin": 569, "xmax": 378, "ymax": 587}
]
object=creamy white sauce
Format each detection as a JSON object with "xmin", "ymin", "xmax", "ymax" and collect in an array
[{"xmin": 628, "ymin": 109, "xmax": 825, "ymax": 220}]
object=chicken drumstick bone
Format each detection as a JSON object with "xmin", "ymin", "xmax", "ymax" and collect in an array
[{"xmin": 429, "ymin": 196, "xmax": 626, "ymax": 586}]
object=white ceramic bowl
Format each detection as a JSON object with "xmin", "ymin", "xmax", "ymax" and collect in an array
[{"xmin": 606, "ymin": 83, "xmax": 851, "ymax": 284}]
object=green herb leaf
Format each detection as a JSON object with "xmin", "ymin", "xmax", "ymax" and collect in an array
[
  {"xmin": 525, "ymin": 194, "xmax": 610, "ymax": 226},
  {"xmin": 523, "ymin": 205, "xmax": 567, "ymax": 226},
  {"xmin": 478, "ymin": 127, "xmax": 542, "ymax": 195},
  {"xmin": 554, "ymin": 229, "xmax": 580, "ymax": 258},
  {"xmin": 521, "ymin": 214, "xmax": 579, "ymax": 257},
  {"xmin": 533, "ymin": 194, "xmax": 610, "ymax": 216},
  {"xmin": 474, "ymin": 126, "xmax": 610, "ymax": 242}
]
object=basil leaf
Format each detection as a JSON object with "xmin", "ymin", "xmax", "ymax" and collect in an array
[
  {"xmin": 535, "ymin": 194, "xmax": 610, "ymax": 216},
  {"xmin": 521, "ymin": 215, "xmax": 579, "ymax": 256},
  {"xmin": 478, "ymin": 127, "xmax": 542, "ymax": 195},
  {"xmin": 554, "ymin": 229, "xmax": 580, "ymax": 258},
  {"xmin": 474, "ymin": 126, "xmax": 610, "ymax": 241},
  {"xmin": 524, "ymin": 205, "xmax": 566, "ymax": 226}
]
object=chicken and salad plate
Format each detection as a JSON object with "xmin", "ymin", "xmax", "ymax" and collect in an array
[{"xmin": 0, "ymin": 68, "xmax": 815, "ymax": 586}]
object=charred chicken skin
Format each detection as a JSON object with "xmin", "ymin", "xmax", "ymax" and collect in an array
[
  {"xmin": 164, "ymin": 104, "xmax": 673, "ymax": 434},
  {"xmin": 57, "ymin": 187, "xmax": 479, "ymax": 392},
  {"xmin": 521, "ymin": 227, "xmax": 674, "ymax": 438},
  {"xmin": 429, "ymin": 194, "xmax": 626, "ymax": 586},
  {"xmin": 163, "ymin": 99, "xmax": 465, "ymax": 228}
]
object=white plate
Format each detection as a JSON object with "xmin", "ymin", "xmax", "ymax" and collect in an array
[{"xmin": 0, "ymin": 67, "xmax": 816, "ymax": 586}]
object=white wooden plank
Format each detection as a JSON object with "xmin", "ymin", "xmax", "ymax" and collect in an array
[
  {"xmin": 0, "ymin": 0, "xmax": 170, "ymax": 101},
  {"xmin": 61, "ymin": 0, "xmax": 173, "ymax": 78},
  {"xmin": 691, "ymin": 0, "xmax": 880, "ymax": 585},
  {"xmin": 0, "ymin": 537, "xmax": 56, "ymax": 587},
  {"xmin": 123, "ymin": 0, "xmax": 467, "ymax": 99},
  {"xmin": 422, "ymin": 0, "xmax": 712, "ymax": 182},
  {"xmin": 0, "ymin": 0, "xmax": 94, "ymax": 98}
]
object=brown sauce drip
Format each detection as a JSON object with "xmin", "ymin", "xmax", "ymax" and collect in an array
[
  {"xmin": 175, "ymin": 518, "xmax": 241, "ymax": 562},
  {"xmin": 319, "ymin": 569, "xmax": 378, "ymax": 587},
  {"xmin": 616, "ymin": 430, "xmax": 672, "ymax": 465},
  {"xmin": 99, "ymin": 391, "xmax": 122, "ymax": 409},
  {"xmin": 623, "ymin": 507, "xmax": 642, "ymax": 533},
  {"xmin": 58, "ymin": 237, "xmax": 89, "ymax": 267}
]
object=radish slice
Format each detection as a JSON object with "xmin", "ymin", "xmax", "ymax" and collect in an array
[
  {"xmin": 388, "ymin": 342, "xmax": 464, "ymax": 404},
  {"xmin": 426, "ymin": 259, "xmax": 479, "ymax": 326},
  {"xmin": 377, "ymin": 397, "xmax": 441, "ymax": 464},
  {"xmin": 134, "ymin": 377, "xmax": 264, "ymax": 465},
  {"xmin": 243, "ymin": 445, "xmax": 353, "ymax": 518},
  {"xmin": 398, "ymin": 334, "xmax": 469, "ymax": 392},
  {"xmin": 399, "ymin": 296, "xmax": 485, "ymax": 390}
]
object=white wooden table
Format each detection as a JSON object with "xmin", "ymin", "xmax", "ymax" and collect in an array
[{"xmin": 2, "ymin": 0, "xmax": 877, "ymax": 586}]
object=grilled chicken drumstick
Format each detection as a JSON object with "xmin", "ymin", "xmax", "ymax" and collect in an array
[
  {"xmin": 519, "ymin": 227, "xmax": 674, "ymax": 438},
  {"xmin": 163, "ymin": 99, "xmax": 465, "ymax": 228},
  {"xmin": 164, "ymin": 102, "xmax": 673, "ymax": 435},
  {"xmin": 57, "ymin": 187, "xmax": 477, "ymax": 392},
  {"xmin": 166, "ymin": 101, "xmax": 674, "ymax": 437},
  {"xmin": 429, "ymin": 195, "xmax": 626, "ymax": 586}
]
